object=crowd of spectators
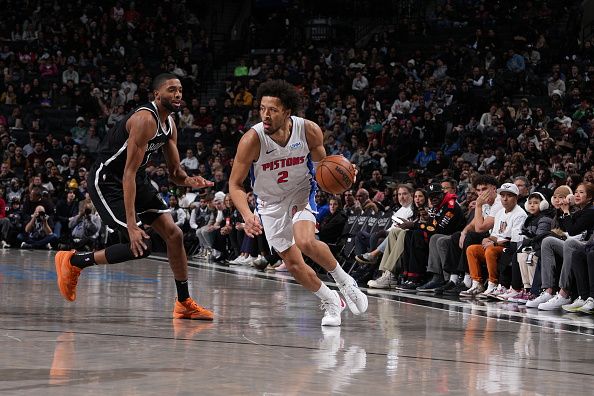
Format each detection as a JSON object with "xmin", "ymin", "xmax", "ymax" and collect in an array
[{"xmin": 1, "ymin": 1, "xmax": 594, "ymax": 312}]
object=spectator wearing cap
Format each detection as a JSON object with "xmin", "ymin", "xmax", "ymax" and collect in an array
[
  {"xmin": 398, "ymin": 183, "xmax": 466, "ymax": 291},
  {"xmin": 461, "ymin": 183, "xmax": 527, "ymax": 298},
  {"xmin": 70, "ymin": 117, "xmax": 88, "ymax": 145},
  {"xmin": 44, "ymin": 157, "xmax": 55, "ymax": 173},
  {"xmin": 57, "ymin": 154, "xmax": 70, "ymax": 173},
  {"xmin": 54, "ymin": 189, "xmax": 79, "ymax": 239}
]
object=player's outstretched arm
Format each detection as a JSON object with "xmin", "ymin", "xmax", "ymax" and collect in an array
[
  {"xmin": 229, "ymin": 129, "xmax": 262, "ymax": 237},
  {"xmin": 163, "ymin": 121, "xmax": 214, "ymax": 189}
]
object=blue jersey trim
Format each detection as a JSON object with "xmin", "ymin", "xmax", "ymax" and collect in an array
[{"xmin": 306, "ymin": 153, "xmax": 318, "ymax": 212}]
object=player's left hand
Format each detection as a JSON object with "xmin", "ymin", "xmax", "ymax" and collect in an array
[{"xmin": 183, "ymin": 176, "xmax": 214, "ymax": 189}]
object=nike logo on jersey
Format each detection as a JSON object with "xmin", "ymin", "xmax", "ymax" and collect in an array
[{"xmin": 265, "ymin": 149, "xmax": 276, "ymax": 154}]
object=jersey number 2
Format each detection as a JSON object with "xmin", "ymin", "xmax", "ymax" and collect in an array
[{"xmin": 277, "ymin": 171, "xmax": 288, "ymax": 184}]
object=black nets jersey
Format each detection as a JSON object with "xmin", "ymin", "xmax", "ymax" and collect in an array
[{"xmin": 96, "ymin": 102, "xmax": 172, "ymax": 178}]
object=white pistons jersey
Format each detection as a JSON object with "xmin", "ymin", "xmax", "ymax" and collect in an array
[{"xmin": 250, "ymin": 116, "xmax": 317, "ymax": 207}]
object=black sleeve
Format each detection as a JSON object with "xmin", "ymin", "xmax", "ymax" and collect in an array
[{"xmin": 560, "ymin": 208, "xmax": 594, "ymax": 236}]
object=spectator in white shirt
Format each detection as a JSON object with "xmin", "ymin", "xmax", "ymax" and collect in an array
[{"xmin": 180, "ymin": 149, "xmax": 199, "ymax": 174}]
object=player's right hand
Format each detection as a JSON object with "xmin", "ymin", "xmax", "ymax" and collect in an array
[
  {"xmin": 243, "ymin": 214, "xmax": 263, "ymax": 237},
  {"xmin": 128, "ymin": 225, "xmax": 150, "ymax": 257}
]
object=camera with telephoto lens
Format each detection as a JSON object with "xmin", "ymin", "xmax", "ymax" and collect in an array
[
  {"xmin": 84, "ymin": 207, "xmax": 92, "ymax": 216},
  {"xmin": 38, "ymin": 211, "xmax": 46, "ymax": 219}
]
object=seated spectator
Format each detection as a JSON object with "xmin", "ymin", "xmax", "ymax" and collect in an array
[
  {"xmin": 65, "ymin": 203, "xmax": 102, "ymax": 251},
  {"xmin": 1, "ymin": 197, "xmax": 23, "ymax": 247},
  {"xmin": 18, "ymin": 205, "xmax": 58, "ymax": 249},
  {"xmin": 460, "ymin": 183, "xmax": 528, "ymax": 298},
  {"xmin": 364, "ymin": 184, "xmax": 416, "ymax": 289},
  {"xmin": 318, "ymin": 197, "xmax": 347, "ymax": 245},
  {"xmin": 180, "ymin": 149, "xmax": 199, "ymax": 174},
  {"xmin": 413, "ymin": 142, "xmax": 436, "ymax": 169},
  {"xmin": 169, "ymin": 195, "xmax": 187, "ymax": 230},
  {"xmin": 355, "ymin": 188, "xmax": 378, "ymax": 213},
  {"xmin": 498, "ymin": 192, "xmax": 553, "ymax": 303},
  {"xmin": 54, "ymin": 190, "xmax": 79, "ymax": 239},
  {"xmin": 527, "ymin": 182, "xmax": 594, "ymax": 310},
  {"xmin": 396, "ymin": 183, "xmax": 466, "ymax": 290}
]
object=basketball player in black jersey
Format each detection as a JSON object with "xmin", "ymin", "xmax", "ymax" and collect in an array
[{"xmin": 54, "ymin": 74, "xmax": 215, "ymax": 320}]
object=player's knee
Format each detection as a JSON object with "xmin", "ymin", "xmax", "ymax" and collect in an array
[
  {"xmin": 164, "ymin": 226, "xmax": 183, "ymax": 245},
  {"xmin": 295, "ymin": 237, "xmax": 316, "ymax": 255}
]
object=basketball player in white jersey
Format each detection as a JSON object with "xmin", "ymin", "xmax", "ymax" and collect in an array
[{"xmin": 229, "ymin": 80, "xmax": 368, "ymax": 326}]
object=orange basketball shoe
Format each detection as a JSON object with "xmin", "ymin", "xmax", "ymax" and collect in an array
[
  {"xmin": 54, "ymin": 250, "xmax": 81, "ymax": 302},
  {"xmin": 173, "ymin": 298, "xmax": 214, "ymax": 320}
]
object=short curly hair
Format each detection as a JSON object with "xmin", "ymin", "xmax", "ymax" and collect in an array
[{"xmin": 256, "ymin": 80, "xmax": 301, "ymax": 112}]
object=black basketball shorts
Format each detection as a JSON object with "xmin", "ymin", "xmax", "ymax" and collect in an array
[{"xmin": 88, "ymin": 164, "xmax": 169, "ymax": 231}]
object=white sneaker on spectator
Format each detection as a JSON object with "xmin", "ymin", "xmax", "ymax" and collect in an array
[
  {"xmin": 459, "ymin": 281, "xmax": 485, "ymax": 297},
  {"xmin": 489, "ymin": 284, "xmax": 508, "ymax": 299},
  {"xmin": 228, "ymin": 256, "xmax": 244, "ymax": 265},
  {"xmin": 562, "ymin": 296, "xmax": 586, "ymax": 313},
  {"xmin": 497, "ymin": 288, "xmax": 522, "ymax": 301},
  {"xmin": 477, "ymin": 282, "xmax": 498, "ymax": 299},
  {"xmin": 538, "ymin": 293, "xmax": 571, "ymax": 311},
  {"xmin": 243, "ymin": 256, "xmax": 256, "ymax": 265},
  {"xmin": 275, "ymin": 262, "xmax": 288, "ymax": 272},
  {"xmin": 367, "ymin": 271, "xmax": 395, "ymax": 289},
  {"xmin": 526, "ymin": 291, "xmax": 553, "ymax": 308},
  {"xmin": 577, "ymin": 297, "xmax": 594, "ymax": 314},
  {"xmin": 0, "ymin": 240, "xmax": 10, "ymax": 249},
  {"xmin": 321, "ymin": 291, "xmax": 346, "ymax": 326}
]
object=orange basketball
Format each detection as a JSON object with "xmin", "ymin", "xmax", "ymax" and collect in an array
[{"xmin": 315, "ymin": 155, "xmax": 355, "ymax": 194}]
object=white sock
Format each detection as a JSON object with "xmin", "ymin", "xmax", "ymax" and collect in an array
[
  {"xmin": 314, "ymin": 282, "xmax": 336, "ymax": 302},
  {"xmin": 449, "ymin": 274, "xmax": 459, "ymax": 284},
  {"xmin": 464, "ymin": 274, "xmax": 472, "ymax": 288},
  {"xmin": 329, "ymin": 262, "xmax": 350, "ymax": 284}
]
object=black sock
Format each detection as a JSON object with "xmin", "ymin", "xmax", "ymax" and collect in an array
[
  {"xmin": 71, "ymin": 252, "xmax": 96, "ymax": 269},
  {"xmin": 175, "ymin": 279, "xmax": 190, "ymax": 302}
]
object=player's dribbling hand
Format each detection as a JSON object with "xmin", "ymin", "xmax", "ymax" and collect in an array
[
  {"xmin": 184, "ymin": 176, "xmax": 214, "ymax": 189},
  {"xmin": 128, "ymin": 225, "xmax": 150, "ymax": 257},
  {"xmin": 243, "ymin": 214, "xmax": 263, "ymax": 237},
  {"xmin": 351, "ymin": 163, "xmax": 358, "ymax": 183}
]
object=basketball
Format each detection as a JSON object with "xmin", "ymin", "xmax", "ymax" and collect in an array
[{"xmin": 315, "ymin": 155, "xmax": 355, "ymax": 194}]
